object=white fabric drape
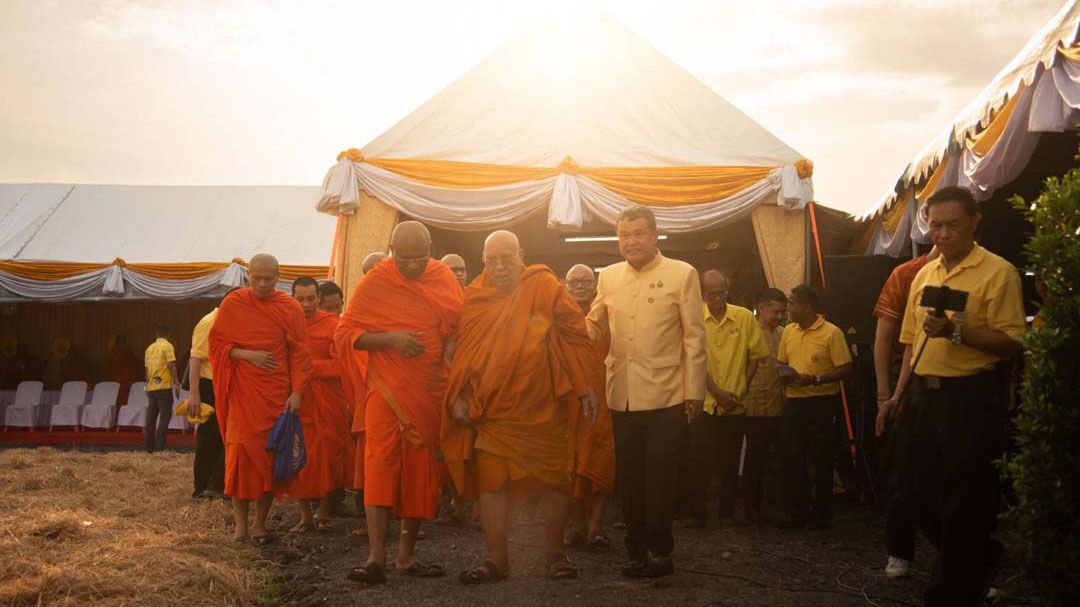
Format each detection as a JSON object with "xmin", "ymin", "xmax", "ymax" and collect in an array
[
  {"xmin": 0, "ymin": 262, "xmax": 250, "ymax": 302},
  {"xmin": 961, "ymin": 82, "xmax": 1041, "ymax": 202},
  {"xmin": 316, "ymin": 160, "xmax": 814, "ymax": 234}
]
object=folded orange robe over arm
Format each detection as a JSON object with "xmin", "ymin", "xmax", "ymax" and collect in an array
[
  {"xmin": 569, "ymin": 332, "xmax": 616, "ymax": 501},
  {"xmin": 442, "ymin": 265, "xmax": 593, "ymax": 500},
  {"xmin": 337, "ymin": 258, "xmax": 463, "ymax": 518},
  {"xmin": 210, "ymin": 289, "xmax": 313, "ymax": 500}
]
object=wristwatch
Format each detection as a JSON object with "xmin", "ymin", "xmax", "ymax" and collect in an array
[
  {"xmin": 950, "ymin": 320, "xmax": 963, "ymax": 346},
  {"xmin": 814, "ymin": 375, "xmax": 823, "ymax": 386}
]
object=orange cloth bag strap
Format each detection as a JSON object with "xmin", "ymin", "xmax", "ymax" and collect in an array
[{"xmin": 367, "ymin": 369, "xmax": 426, "ymax": 449}]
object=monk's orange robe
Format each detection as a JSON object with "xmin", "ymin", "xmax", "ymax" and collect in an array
[
  {"xmin": 335, "ymin": 326, "xmax": 367, "ymax": 492},
  {"xmin": 336, "ymin": 258, "xmax": 463, "ymax": 519},
  {"xmin": 569, "ymin": 330, "xmax": 615, "ymax": 502},
  {"xmin": 442, "ymin": 265, "xmax": 594, "ymax": 500},
  {"xmin": 287, "ymin": 310, "xmax": 351, "ymax": 499},
  {"xmin": 105, "ymin": 344, "xmax": 139, "ymax": 405},
  {"xmin": 211, "ymin": 289, "xmax": 313, "ymax": 501}
]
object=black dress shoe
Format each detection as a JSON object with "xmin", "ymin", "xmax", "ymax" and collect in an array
[
  {"xmin": 644, "ymin": 555, "xmax": 674, "ymax": 578},
  {"xmin": 620, "ymin": 559, "xmax": 647, "ymax": 578}
]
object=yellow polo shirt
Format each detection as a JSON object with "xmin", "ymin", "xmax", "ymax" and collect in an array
[
  {"xmin": 703, "ymin": 303, "xmax": 769, "ymax": 416},
  {"xmin": 144, "ymin": 338, "xmax": 176, "ymax": 391},
  {"xmin": 778, "ymin": 316, "xmax": 851, "ymax": 398},
  {"xmin": 900, "ymin": 244, "xmax": 1025, "ymax": 377},
  {"xmin": 586, "ymin": 253, "xmax": 707, "ymax": 411},
  {"xmin": 190, "ymin": 309, "xmax": 217, "ymax": 381}
]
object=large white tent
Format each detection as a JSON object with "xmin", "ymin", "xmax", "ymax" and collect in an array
[
  {"xmin": 317, "ymin": 16, "xmax": 817, "ymax": 295},
  {"xmin": 0, "ymin": 184, "xmax": 335, "ymax": 301},
  {"xmin": 857, "ymin": 0, "xmax": 1080, "ymax": 257}
]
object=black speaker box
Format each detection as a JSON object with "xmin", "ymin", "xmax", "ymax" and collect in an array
[{"xmin": 822, "ymin": 255, "xmax": 901, "ymax": 344}]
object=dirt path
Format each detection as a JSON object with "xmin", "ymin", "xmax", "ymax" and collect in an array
[{"xmin": 261, "ymin": 503, "xmax": 928, "ymax": 607}]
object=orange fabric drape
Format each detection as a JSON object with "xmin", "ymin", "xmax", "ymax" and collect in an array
[
  {"xmin": 882, "ymin": 189, "xmax": 914, "ymax": 235},
  {"xmin": 916, "ymin": 154, "xmax": 951, "ymax": 202},
  {"xmin": 969, "ymin": 83, "xmax": 1026, "ymax": 157},
  {"xmin": 345, "ymin": 152, "xmax": 813, "ymax": 206},
  {"xmin": 0, "ymin": 260, "xmax": 329, "ymax": 283}
]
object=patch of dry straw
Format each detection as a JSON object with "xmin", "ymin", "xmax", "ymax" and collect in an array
[{"xmin": 0, "ymin": 448, "xmax": 271, "ymax": 606}]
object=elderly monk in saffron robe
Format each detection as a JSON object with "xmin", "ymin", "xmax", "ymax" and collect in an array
[
  {"xmin": 564, "ymin": 263, "xmax": 615, "ymax": 551},
  {"xmin": 210, "ymin": 254, "xmax": 313, "ymax": 542},
  {"xmin": 338, "ymin": 225, "xmax": 463, "ymax": 584},
  {"xmin": 337, "ymin": 251, "xmax": 388, "ymax": 521},
  {"xmin": 286, "ymin": 276, "xmax": 351, "ymax": 532},
  {"xmin": 444, "ymin": 231, "xmax": 600, "ymax": 584}
]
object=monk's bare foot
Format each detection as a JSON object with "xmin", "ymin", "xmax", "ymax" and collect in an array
[
  {"xmin": 232, "ymin": 530, "xmax": 250, "ymax": 543},
  {"xmin": 289, "ymin": 520, "xmax": 315, "ymax": 533}
]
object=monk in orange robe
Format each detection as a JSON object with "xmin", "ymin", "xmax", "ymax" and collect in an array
[
  {"xmin": 564, "ymin": 263, "xmax": 615, "ymax": 550},
  {"xmin": 210, "ymin": 254, "xmax": 313, "ymax": 543},
  {"xmin": 443, "ymin": 231, "xmax": 599, "ymax": 584},
  {"xmin": 338, "ymin": 225, "xmax": 462, "ymax": 584},
  {"xmin": 335, "ymin": 251, "xmax": 387, "ymax": 524},
  {"xmin": 105, "ymin": 335, "xmax": 140, "ymax": 404},
  {"xmin": 286, "ymin": 276, "xmax": 350, "ymax": 532}
]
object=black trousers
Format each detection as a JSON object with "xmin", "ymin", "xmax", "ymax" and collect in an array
[
  {"xmin": 743, "ymin": 416, "xmax": 781, "ymax": 514},
  {"xmin": 885, "ymin": 390, "xmax": 939, "ymax": 561},
  {"xmin": 145, "ymin": 389, "xmax": 173, "ymax": 451},
  {"xmin": 193, "ymin": 378, "xmax": 225, "ymax": 496},
  {"xmin": 686, "ymin": 413, "xmax": 746, "ymax": 520},
  {"xmin": 781, "ymin": 395, "xmax": 841, "ymax": 522},
  {"xmin": 612, "ymin": 404, "xmax": 686, "ymax": 560},
  {"xmin": 904, "ymin": 372, "xmax": 1008, "ymax": 607}
]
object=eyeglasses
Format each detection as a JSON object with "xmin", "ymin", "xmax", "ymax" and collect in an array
[
  {"xmin": 482, "ymin": 254, "xmax": 518, "ymax": 267},
  {"xmin": 396, "ymin": 255, "xmax": 429, "ymax": 266},
  {"xmin": 566, "ymin": 279, "xmax": 595, "ymax": 288}
]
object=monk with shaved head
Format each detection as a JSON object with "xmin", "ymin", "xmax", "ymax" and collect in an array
[
  {"xmin": 338, "ymin": 222, "xmax": 464, "ymax": 584},
  {"xmin": 210, "ymin": 253, "xmax": 313, "ymax": 542},
  {"xmin": 440, "ymin": 254, "xmax": 468, "ymax": 288},
  {"xmin": 564, "ymin": 263, "xmax": 615, "ymax": 550},
  {"xmin": 443, "ymin": 231, "xmax": 599, "ymax": 584}
]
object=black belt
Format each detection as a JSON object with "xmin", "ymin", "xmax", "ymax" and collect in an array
[{"xmin": 916, "ymin": 366, "xmax": 1008, "ymax": 391}]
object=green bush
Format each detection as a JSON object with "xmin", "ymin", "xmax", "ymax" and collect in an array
[{"xmin": 1003, "ymin": 162, "xmax": 1080, "ymax": 606}]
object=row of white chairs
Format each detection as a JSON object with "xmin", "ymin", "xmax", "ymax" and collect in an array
[{"xmin": 1, "ymin": 380, "xmax": 193, "ymax": 432}]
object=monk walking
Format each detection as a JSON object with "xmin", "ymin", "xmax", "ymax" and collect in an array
[
  {"xmin": 338, "ymin": 225, "xmax": 463, "ymax": 584},
  {"xmin": 210, "ymin": 254, "xmax": 313, "ymax": 543},
  {"xmin": 443, "ymin": 231, "xmax": 599, "ymax": 584},
  {"xmin": 287, "ymin": 276, "xmax": 350, "ymax": 532},
  {"xmin": 564, "ymin": 263, "xmax": 615, "ymax": 551}
]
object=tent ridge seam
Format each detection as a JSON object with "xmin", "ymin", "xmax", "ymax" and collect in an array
[{"xmin": 10, "ymin": 184, "xmax": 76, "ymax": 260}]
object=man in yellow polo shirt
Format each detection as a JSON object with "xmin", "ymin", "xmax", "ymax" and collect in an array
[
  {"xmin": 889, "ymin": 187, "xmax": 1024, "ymax": 607},
  {"xmin": 187, "ymin": 306, "xmax": 225, "ymax": 499},
  {"xmin": 776, "ymin": 284, "xmax": 852, "ymax": 529},
  {"xmin": 143, "ymin": 326, "xmax": 179, "ymax": 453},
  {"xmin": 685, "ymin": 270, "xmax": 768, "ymax": 528}
]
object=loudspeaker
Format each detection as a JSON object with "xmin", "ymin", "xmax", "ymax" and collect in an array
[{"xmin": 823, "ymin": 255, "xmax": 900, "ymax": 344}]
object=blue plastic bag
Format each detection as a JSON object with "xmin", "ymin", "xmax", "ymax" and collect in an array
[{"xmin": 265, "ymin": 411, "xmax": 306, "ymax": 482}]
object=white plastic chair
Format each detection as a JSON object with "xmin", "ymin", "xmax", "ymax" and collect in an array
[
  {"xmin": 168, "ymin": 389, "xmax": 192, "ymax": 432},
  {"xmin": 116, "ymin": 382, "xmax": 149, "ymax": 430},
  {"xmin": 80, "ymin": 382, "xmax": 120, "ymax": 429},
  {"xmin": 3, "ymin": 381, "xmax": 45, "ymax": 430},
  {"xmin": 49, "ymin": 381, "xmax": 89, "ymax": 430}
]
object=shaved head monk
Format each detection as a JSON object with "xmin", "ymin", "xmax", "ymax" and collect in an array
[
  {"xmin": 362, "ymin": 251, "xmax": 388, "ymax": 274},
  {"xmin": 287, "ymin": 277, "xmax": 351, "ymax": 533},
  {"xmin": 443, "ymin": 231, "xmax": 599, "ymax": 584},
  {"xmin": 440, "ymin": 254, "xmax": 468, "ymax": 288},
  {"xmin": 210, "ymin": 254, "xmax": 313, "ymax": 542},
  {"xmin": 337, "ymin": 221, "xmax": 464, "ymax": 584},
  {"xmin": 563, "ymin": 263, "xmax": 615, "ymax": 551}
]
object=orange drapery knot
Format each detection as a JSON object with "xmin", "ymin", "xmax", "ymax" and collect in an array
[
  {"xmin": 796, "ymin": 159, "xmax": 814, "ymax": 179},
  {"xmin": 557, "ymin": 156, "xmax": 580, "ymax": 174},
  {"xmin": 111, "ymin": 258, "xmax": 127, "ymax": 267},
  {"xmin": 337, "ymin": 148, "xmax": 365, "ymax": 163},
  {"xmin": 231, "ymin": 258, "xmax": 247, "ymax": 266}
]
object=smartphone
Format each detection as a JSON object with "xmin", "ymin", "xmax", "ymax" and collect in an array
[{"xmin": 919, "ymin": 285, "xmax": 968, "ymax": 313}]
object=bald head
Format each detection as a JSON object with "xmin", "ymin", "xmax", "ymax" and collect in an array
[
  {"xmin": 249, "ymin": 253, "xmax": 280, "ymax": 300},
  {"xmin": 702, "ymin": 269, "xmax": 730, "ymax": 317},
  {"xmin": 361, "ymin": 251, "xmax": 388, "ymax": 275},
  {"xmin": 391, "ymin": 221, "xmax": 432, "ymax": 280},
  {"xmin": 441, "ymin": 254, "xmax": 467, "ymax": 287},
  {"xmin": 565, "ymin": 263, "xmax": 597, "ymax": 310},
  {"xmin": 482, "ymin": 230, "xmax": 524, "ymax": 291}
]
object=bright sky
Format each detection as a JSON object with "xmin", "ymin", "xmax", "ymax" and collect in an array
[{"xmin": 0, "ymin": 0, "xmax": 1065, "ymax": 215}]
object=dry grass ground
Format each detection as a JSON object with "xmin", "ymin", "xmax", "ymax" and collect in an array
[{"xmin": 0, "ymin": 447, "xmax": 269, "ymax": 606}]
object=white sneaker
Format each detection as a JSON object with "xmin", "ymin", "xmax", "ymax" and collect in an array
[{"xmin": 884, "ymin": 556, "xmax": 912, "ymax": 579}]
